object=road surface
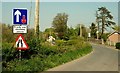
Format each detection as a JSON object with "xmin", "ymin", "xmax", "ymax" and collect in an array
[{"xmin": 48, "ymin": 43, "xmax": 118, "ymax": 71}]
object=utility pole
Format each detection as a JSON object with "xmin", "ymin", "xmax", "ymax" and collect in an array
[
  {"xmin": 34, "ymin": 0, "xmax": 39, "ymax": 38},
  {"xmin": 29, "ymin": 0, "xmax": 32, "ymax": 27}
]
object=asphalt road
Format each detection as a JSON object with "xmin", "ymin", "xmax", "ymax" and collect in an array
[{"xmin": 48, "ymin": 43, "xmax": 118, "ymax": 71}]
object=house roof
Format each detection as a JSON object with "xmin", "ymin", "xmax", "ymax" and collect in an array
[{"xmin": 107, "ymin": 31, "xmax": 120, "ymax": 38}]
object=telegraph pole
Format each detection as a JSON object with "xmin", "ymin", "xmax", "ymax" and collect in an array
[
  {"xmin": 29, "ymin": 0, "xmax": 32, "ymax": 27},
  {"xmin": 34, "ymin": 0, "xmax": 39, "ymax": 38},
  {"xmin": 80, "ymin": 24, "xmax": 82, "ymax": 37}
]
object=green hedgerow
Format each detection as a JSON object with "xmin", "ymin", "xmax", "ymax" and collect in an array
[{"xmin": 116, "ymin": 42, "xmax": 120, "ymax": 49}]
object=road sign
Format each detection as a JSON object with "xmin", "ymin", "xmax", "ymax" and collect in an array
[
  {"xmin": 13, "ymin": 8, "xmax": 28, "ymax": 24},
  {"xmin": 13, "ymin": 25, "xmax": 27, "ymax": 33},
  {"xmin": 15, "ymin": 34, "xmax": 29, "ymax": 50}
]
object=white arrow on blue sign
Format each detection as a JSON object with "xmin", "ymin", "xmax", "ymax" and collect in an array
[
  {"xmin": 13, "ymin": 8, "xmax": 28, "ymax": 25},
  {"xmin": 14, "ymin": 10, "xmax": 21, "ymax": 22}
]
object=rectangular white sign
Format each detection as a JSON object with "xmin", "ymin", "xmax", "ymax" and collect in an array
[{"xmin": 13, "ymin": 25, "xmax": 27, "ymax": 33}]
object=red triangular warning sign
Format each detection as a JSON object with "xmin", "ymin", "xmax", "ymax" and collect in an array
[{"xmin": 15, "ymin": 34, "xmax": 29, "ymax": 50}]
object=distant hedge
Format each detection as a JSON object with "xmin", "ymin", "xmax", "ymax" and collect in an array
[{"xmin": 115, "ymin": 42, "xmax": 120, "ymax": 50}]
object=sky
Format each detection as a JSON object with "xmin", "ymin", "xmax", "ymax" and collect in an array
[
  {"xmin": 1, "ymin": 1, "xmax": 118, "ymax": 32},
  {"xmin": 1, "ymin": 0, "xmax": 120, "ymax": 2}
]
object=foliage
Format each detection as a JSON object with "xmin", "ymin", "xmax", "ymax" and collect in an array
[
  {"xmin": 69, "ymin": 36, "xmax": 77, "ymax": 40},
  {"xmin": 101, "ymin": 34, "xmax": 107, "ymax": 42},
  {"xmin": 55, "ymin": 40, "xmax": 66, "ymax": 46},
  {"xmin": 44, "ymin": 28, "xmax": 56, "ymax": 39},
  {"xmin": 2, "ymin": 32, "xmax": 92, "ymax": 72},
  {"xmin": 2, "ymin": 38, "xmax": 41, "ymax": 63},
  {"xmin": 115, "ymin": 42, "xmax": 120, "ymax": 49},
  {"xmin": 2, "ymin": 18, "xmax": 93, "ymax": 72},
  {"xmin": 90, "ymin": 23, "xmax": 97, "ymax": 38},
  {"xmin": 52, "ymin": 13, "xmax": 68, "ymax": 39},
  {"xmin": 25, "ymin": 28, "xmax": 35, "ymax": 40},
  {"xmin": 82, "ymin": 26, "xmax": 88, "ymax": 38},
  {"xmin": 101, "ymin": 33, "xmax": 109, "ymax": 42},
  {"xmin": 112, "ymin": 25, "xmax": 120, "ymax": 32},
  {"xmin": 3, "ymin": 41, "xmax": 92, "ymax": 72},
  {"xmin": 75, "ymin": 24, "xmax": 88, "ymax": 38},
  {"xmin": 2, "ymin": 24, "xmax": 17, "ymax": 43},
  {"xmin": 2, "ymin": 43, "xmax": 16, "ymax": 62},
  {"xmin": 64, "ymin": 27, "xmax": 77, "ymax": 40},
  {"xmin": 97, "ymin": 7, "xmax": 116, "ymax": 36}
]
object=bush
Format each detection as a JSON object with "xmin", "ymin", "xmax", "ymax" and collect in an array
[
  {"xmin": 2, "ymin": 38, "xmax": 42, "ymax": 70},
  {"xmin": 115, "ymin": 42, "xmax": 120, "ymax": 49},
  {"xmin": 2, "ymin": 43, "xmax": 17, "ymax": 62},
  {"xmin": 69, "ymin": 36, "xmax": 77, "ymax": 40},
  {"xmin": 101, "ymin": 34, "xmax": 108, "ymax": 42},
  {"xmin": 3, "ymin": 35, "xmax": 93, "ymax": 72},
  {"xmin": 27, "ymin": 38, "xmax": 41, "ymax": 54},
  {"xmin": 40, "ymin": 45, "xmax": 59, "ymax": 56},
  {"xmin": 55, "ymin": 40, "xmax": 66, "ymax": 46},
  {"xmin": 67, "ymin": 40, "xmax": 77, "ymax": 45},
  {"xmin": 3, "ymin": 45, "xmax": 92, "ymax": 72},
  {"xmin": 3, "ymin": 57, "xmax": 45, "ymax": 72}
]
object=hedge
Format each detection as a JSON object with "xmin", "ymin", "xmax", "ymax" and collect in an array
[{"xmin": 2, "ymin": 37, "xmax": 93, "ymax": 72}]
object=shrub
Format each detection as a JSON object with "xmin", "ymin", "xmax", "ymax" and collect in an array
[
  {"xmin": 3, "ymin": 35, "xmax": 93, "ymax": 72},
  {"xmin": 55, "ymin": 40, "xmax": 66, "ymax": 46},
  {"xmin": 2, "ymin": 37, "xmax": 42, "ymax": 60},
  {"xmin": 3, "ymin": 57, "xmax": 45, "ymax": 72},
  {"xmin": 67, "ymin": 40, "xmax": 77, "ymax": 45},
  {"xmin": 2, "ymin": 43, "xmax": 17, "ymax": 62},
  {"xmin": 40, "ymin": 45, "xmax": 58, "ymax": 56},
  {"xmin": 27, "ymin": 38, "xmax": 41, "ymax": 54},
  {"xmin": 101, "ymin": 34, "xmax": 108, "ymax": 42},
  {"xmin": 115, "ymin": 42, "xmax": 120, "ymax": 49},
  {"xmin": 77, "ymin": 37, "xmax": 85, "ymax": 41},
  {"xmin": 69, "ymin": 36, "xmax": 77, "ymax": 40}
]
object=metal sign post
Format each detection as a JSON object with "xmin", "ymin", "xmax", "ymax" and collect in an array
[{"xmin": 19, "ymin": 50, "xmax": 21, "ymax": 61}]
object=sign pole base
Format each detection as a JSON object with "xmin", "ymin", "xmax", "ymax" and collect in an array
[{"xmin": 19, "ymin": 50, "xmax": 21, "ymax": 61}]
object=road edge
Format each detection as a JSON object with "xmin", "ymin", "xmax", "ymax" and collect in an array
[{"xmin": 47, "ymin": 47, "xmax": 94, "ymax": 71}]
